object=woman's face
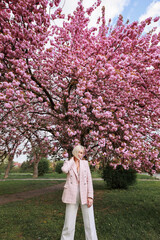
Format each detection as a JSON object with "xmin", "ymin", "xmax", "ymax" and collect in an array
[{"xmin": 78, "ymin": 150, "xmax": 83, "ymax": 160}]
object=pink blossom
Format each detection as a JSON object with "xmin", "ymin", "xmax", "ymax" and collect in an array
[
  {"xmin": 0, "ymin": 53, "xmax": 4, "ymax": 59},
  {"xmin": 0, "ymin": 63, "xmax": 4, "ymax": 69},
  {"xmin": 63, "ymin": 152, "xmax": 68, "ymax": 158},
  {"xmin": 4, "ymin": 103, "xmax": 12, "ymax": 109},
  {"xmin": 38, "ymin": 97, "xmax": 43, "ymax": 102},
  {"xmin": 55, "ymin": 132, "xmax": 59, "ymax": 137},
  {"xmin": 153, "ymin": 16, "xmax": 160, "ymax": 22},
  {"xmin": 98, "ymin": 138, "xmax": 105, "ymax": 147},
  {"xmin": 104, "ymin": 111, "xmax": 112, "ymax": 118},
  {"xmin": 81, "ymin": 106, "xmax": 87, "ymax": 113},
  {"xmin": 0, "ymin": 0, "xmax": 160, "ymax": 173},
  {"xmin": 54, "ymin": 0, "xmax": 61, "ymax": 7}
]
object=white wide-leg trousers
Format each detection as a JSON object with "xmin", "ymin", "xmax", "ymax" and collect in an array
[{"xmin": 61, "ymin": 187, "xmax": 98, "ymax": 240}]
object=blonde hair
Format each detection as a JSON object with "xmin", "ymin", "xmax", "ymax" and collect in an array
[{"xmin": 72, "ymin": 144, "xmax": 85, "ymax": 160}]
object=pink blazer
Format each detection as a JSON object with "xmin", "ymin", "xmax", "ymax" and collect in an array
[{"xmin": 61, "ymin": 157, "xmax": 94, "ymax": 205}]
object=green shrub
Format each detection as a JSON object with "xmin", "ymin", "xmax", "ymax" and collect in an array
[
  {"xmin": 55, "ymin": 161, "xmax": 64, "ymax": 174},
  {"xmin": 10, "ymin": 166, "xmax": 21, "ymax": 173},
  {"xmin": 0, "ymin": 161, "xmax": 14, "ymax": 172},
  {"xmin": 20, "ymin": 160, "xmax": 34, "ymax": 173},
  {"xmin": 0, "ymin": 162, "xmax": 7, "ymax": 172},
  {"xmin": 102, "ymin": 164, "xmax": 137, "ymax": 189},
  {"xmin": 38, "ymin": 158, "xmax": 49, "ymax": 176}
]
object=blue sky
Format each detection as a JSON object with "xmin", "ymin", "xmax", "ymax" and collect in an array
[
  {"xmin": 59, "ymin": 0, "xmax": 160, "ymax": 33},
  {"xmin": 122, "ymin": 0, "xmax": 160, "ymax": 25},
  {"xmin": 122, "ymin": 0, "xmax": 156, "ymax": 22}
]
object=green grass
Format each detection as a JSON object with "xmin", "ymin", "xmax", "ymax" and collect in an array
[
  {"xmin": 0, "ymin": 180, "xmax": 160, "ymax": 240},
  {"xmin": 38, "ymin": 172, "xmax": 67, "ymax": 179},
  {"xmin": 0, "ymin": 171, "xmax": 157, "ymax": 180},
  {"xmin": 94, "ymin": 181, "xmax": 160, "ymax": 240},
  {"xmin": 0, "ymin": 172, "xmax": 67, "ymax": 179},
  {"xmin": 0, "ymin": 180, "xmax": 62, "ymax": 195},
  {"xmin": 0, "ymin": 171, "xmax": 101, "ymax": 179},
  {"xmin": 136, "ymin": 173, "xmax": 158, "ymax": 180},
  {"xmin": 91, "ymin": 170, "xmax": 101, "ymax": 178}
]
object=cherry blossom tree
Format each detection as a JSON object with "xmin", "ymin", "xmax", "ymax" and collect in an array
[
  {"xmin": 0, "ymin": 0, "xmax": 160, "ymax": 174},
  {"xmin": 22, "ymin": 130, "xmax": 59, "ymax": 178},
  {"xmin": 0, "ymin": 127, "xmax": 23, "ymax": 178},
  {"xmin": 42, "ymin": 3, "xmax": 160, "ymax": 173},
  {"xmin": 0, "ymin": 0, "xmax": 62, "ymax": 176}
]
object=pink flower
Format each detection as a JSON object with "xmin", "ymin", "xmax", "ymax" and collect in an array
[
  {"xmin": 98, "ymin": 138, "xmax": 105, "ymax": 147},
  {"xmin": 104, "ymin": 111, "xmax": 112, "ymax": 118},
  {"xmin": 0, "ymin": 63, "xmax": 4, "ymax": 69},
  {"xmin": 54, "ymin": 0, "xmax": 61, "ymax": 7},
  {"xmin": 81, "ymin": 106, "xmax": 87, "ymax": 113},
  {"xmin": 63, "ymin": 152, "xmax": 68, "ymax": 158},
  {"xmin": 153, "ymin": 16, "xmax": 160, "ymax": 22},
  {"xmin": 54, "ymin": 131, "xmax": 59, "ymax": 137},
  {"xmin": 4, "ymin": 103, "xmax": 12, "ymax": 109},
  {"xmin": 0, "ymin": 53, "xmax": 4, "ymax": 59}
]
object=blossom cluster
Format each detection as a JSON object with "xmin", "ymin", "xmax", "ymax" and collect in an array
[{"xmin": 0, "ymin": 0, "xmax": 160, "ymax": 174}]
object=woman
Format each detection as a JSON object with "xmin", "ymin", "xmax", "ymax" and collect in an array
[{"xmin": 60, "ymin": 144, "xmax": 98, "ymax": 240}]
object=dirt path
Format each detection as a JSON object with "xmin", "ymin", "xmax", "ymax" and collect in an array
[
  {"xmin": 0, "ymin": 175, "xmax": 159, "ymax": 206},
  {"xmin": 0, "ymin": 182, "xmax": 64, "ymax": 205}
]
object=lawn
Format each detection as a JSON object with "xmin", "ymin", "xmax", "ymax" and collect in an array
[
  {"xmin": 0, "ymin": 171, "xmax": 100, "ymax": 179},
  {"xmin": 0, "ymin": 172, "xmax": 67, "ymax": 179},
  {"xmin": 0, "ymin": 171, "xmax": 157, "ymax": 180},
  {"xmin": 0, "ymin": 180, "xmax": 160, "ymax": 240},
  {"xmin": 0, "ymin": 180, "xmax": 62, "ymax": 195}
]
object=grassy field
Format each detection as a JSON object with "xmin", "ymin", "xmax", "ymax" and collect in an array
[
  {"xmin": 0, "ymin": 172, "xmax": 67, "ymax": 179},
  {"xmin": 0, "ymin": 171, "xmax": 101, "ymax": 179},
  {"xmin": 0, "ymin": 180, "xmax": 62, "ymax": 195},
  {"xmin": 0, "ymin": 180, "xmax": 160, "ymax": 240},
  {"xmin": 0, "ymin": 171, "xmax": 157, "ymax": 180}
]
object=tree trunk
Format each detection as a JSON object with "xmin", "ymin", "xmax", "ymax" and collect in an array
[
  {"xmin": 4, "ymin": 156, "xmax": 13, "ymax": 179},
  {"xmin": 33, "ymin": 161, "xmax": 39, "ymax": 178}
]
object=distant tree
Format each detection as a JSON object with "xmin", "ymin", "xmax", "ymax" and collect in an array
[
  {"xmin": 55, "ymin": 161, "xmax": 64, "ymax": 174},
  {"xmin": 38, "ymin": 157, "xmax": 49, "ymax": 176},
  {"xmin": 20, "ymin": 160, "xmax": 34, "ymax": 173}
]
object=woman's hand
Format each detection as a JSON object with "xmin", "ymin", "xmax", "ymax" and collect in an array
[{"xmin": 87, "ymin": 197, "xmax": 93, "ymax": 208}]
